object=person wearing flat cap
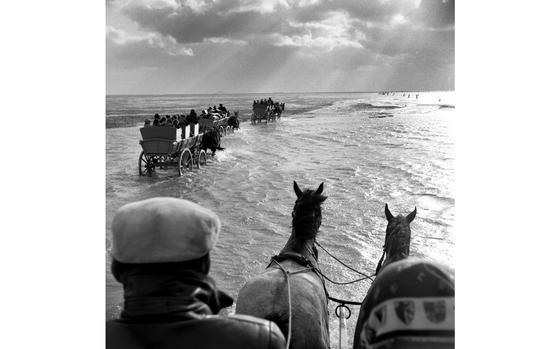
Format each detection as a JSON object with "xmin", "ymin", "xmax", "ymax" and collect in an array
[{"xmin": 106, "ymin": 197, "xmax": 286, "ymax": 349}]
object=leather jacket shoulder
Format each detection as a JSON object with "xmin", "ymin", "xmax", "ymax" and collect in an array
[
  {"xmin": 107, "ymin": 313, "xmax": 286, "ymax": 349},
  {"xmin": 108, "ymin": 263, "xmax": 286, "ymax": 349}
]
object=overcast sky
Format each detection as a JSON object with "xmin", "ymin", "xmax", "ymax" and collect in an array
[{"xmin": 106, "ymin": 0, "xmax": 454, "ymax": 94}]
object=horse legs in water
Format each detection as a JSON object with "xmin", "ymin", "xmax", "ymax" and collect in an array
[{"xmin": 237, "ymin": 181, "xmax": 330, "ymax": 349}]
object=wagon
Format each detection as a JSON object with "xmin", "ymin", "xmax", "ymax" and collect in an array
[
  {"xmin": 198, "ymin": 115, "xmax": 233, "ymax": 136},
  {"xmin": 251, "ymin": 103, "xmax": 283, "ymax": 124},
  {"xmin": 138, "ymin": 124, "xmax": 207, "ymax": 176}
]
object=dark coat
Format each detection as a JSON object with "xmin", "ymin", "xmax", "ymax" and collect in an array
[
  {"xmin": 107, "ymin": 314, "xmax": 285, "ymax": 349},
  {"xmin": 107, "ymin": 266, "xmax": 285, "ymax": 349}
]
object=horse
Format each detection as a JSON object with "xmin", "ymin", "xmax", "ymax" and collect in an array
[
  {"xmin": 236, "ymin": 181, "xmax": 330, "ymax": 349},
  {"xmin": 200, "ymin": 127, "xmax": 224, "ymax": 156},
  {"xmin": 227, "ymin": 113, "xmax": 240, "ymax": 130},
  {"xmin": 352, "ymin": 204, "xmax": 416, "ymax": 349}
]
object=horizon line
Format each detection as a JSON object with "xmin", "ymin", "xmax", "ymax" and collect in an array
[{"xmin": 106, "ymin": 89, "xmax": 454, "ymax": 97}]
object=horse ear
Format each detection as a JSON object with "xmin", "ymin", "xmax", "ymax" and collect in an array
[
  {"xmin": 316, "ymin": 182, "xmax": 324, "ymax": 195},
  {"xmin": 406, "ymin": 207, "xmax": 417, "ymax": 223},
  {"xmin": 385, "ymin": 203, "xmax": 394, "ymax": 221},
  {"xmin": 294, "ymin": 181, "xmax": 303, "ymax": 198}
]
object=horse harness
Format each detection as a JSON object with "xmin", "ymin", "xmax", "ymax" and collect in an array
[
  {"xmin": 267, "ymin": 248, "xmax": 379, "ymax": 349},
  {"xmin": 267, "ymin": 251, "xmax": 330, "ymax": 349}
]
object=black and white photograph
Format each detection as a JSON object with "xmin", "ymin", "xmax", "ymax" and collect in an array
[
  {"xmin": 105, "ymin": 1, "xmax": 455, "ymax": 348},
  {"xmin": 7, "ymin": 1, "xmax": 560, "ymax": 348}
]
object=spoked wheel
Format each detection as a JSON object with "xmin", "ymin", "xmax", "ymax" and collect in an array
[
  {"xmin": 138, "ymin": 151, "xmax": 155, "ymax": 176},
  {"xmin": 178, "ymin": 149, "xmax": 193, "ymax": 176},
  {"xmin": 197, "ymin": 150, "xmax": 207, "ymax": 169}
]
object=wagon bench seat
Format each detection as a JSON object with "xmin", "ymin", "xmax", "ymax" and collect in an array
[{"xmin": 139, "ymin": 127, "xmax": 178, "ymax": 155}]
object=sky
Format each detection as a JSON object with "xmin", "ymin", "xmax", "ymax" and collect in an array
[{"xmin": 106, "ymin": 0, "xmax": 454, "ymax": 94}]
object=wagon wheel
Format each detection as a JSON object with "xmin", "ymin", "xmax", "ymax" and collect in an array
[
  {"xmin": 178, "ymin": 149, "xmax": 193, "ymax": 176},
  {"xmin": 197, "ymin": 150, "xmax": 207, "ymax": 169},
  {"xmin": 138, "ymin": 151, "xmax": 155, "ymax": 176}
]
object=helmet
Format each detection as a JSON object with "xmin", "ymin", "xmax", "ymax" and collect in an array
[{"xmin": 357, "ymin": 258, "xmax": 454, "ymax": 349}]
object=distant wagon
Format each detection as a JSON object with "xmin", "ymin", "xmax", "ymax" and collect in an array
[
  {"xmin": 251, "ymin": 102, "xmax": 284, "ymax": 124},
  {"xmin": 138, "ymin": 124, "xmax": 206, "ymax": 176},
  {"xmin": 198, "ymin": 114, "xmax": 235, "ymax": 136}
]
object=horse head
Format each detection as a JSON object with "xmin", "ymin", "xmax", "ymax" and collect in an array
[
  {"xmin": 292, "ymin": 181, "xmax": 327, "ymax": 239},
  {"xmin": 378, "ymin": 204, "xmax": 416, "ymax": 271}
]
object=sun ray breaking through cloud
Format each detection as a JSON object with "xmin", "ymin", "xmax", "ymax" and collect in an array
[{"xmin": 107, "ymin": 0, "xmax": 454, "ymax": 94}]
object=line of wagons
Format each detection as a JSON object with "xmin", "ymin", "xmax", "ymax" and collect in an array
[{"xmin": 138, "ymin": 116, "xmax": 236, "ymax": 177}]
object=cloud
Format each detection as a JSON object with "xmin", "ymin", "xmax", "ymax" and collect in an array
[
  {"xmin": 119, "ymin": 2, "xmax": 285, "ymax": 44},
  {"xmin": 114, "ymin": 0, "xmax": 453, "ymax": 51},
  {"xmin": 106, "ymin": 26, "xmax": 194, "ymax": 69},
  {"xmin": 107, "ymin": 0, "xmax": 454, "ymax": 93},
  {"xmin": 412, "ymin": 0, "xmax": 454, "ymax": 29}
]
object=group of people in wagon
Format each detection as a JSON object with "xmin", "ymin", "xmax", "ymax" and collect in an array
[
  {"xmin": 253, "ymin": 97, "xmax": 276, "ymax": 106},
  {"xmin": 253, "ymin": 97, "xmax": 285, "ymax": 116},
  {"xmin": 143, "ymin": 103, "xmax": 232, "ymax": 135},
  {"xmin": 144, "ymin": 111, "xmax": 200, "ymax": 139},
  {"xmin": 200, "ymin": 104, "xmax": 229, "ymax": 120},
  {"xmin": 145, "ymin": 113, "xmax": 184, "ymax": 128}
]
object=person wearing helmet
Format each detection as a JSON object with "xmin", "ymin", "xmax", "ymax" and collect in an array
[
  {"xmin": 353, "ymin": 258, "xmax": 454, "ymax": 349},
  {"xmin": 107, "ymin": 197, "xmax": 286, "ymax": 349}
]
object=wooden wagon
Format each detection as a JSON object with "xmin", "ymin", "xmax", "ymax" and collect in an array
[
  {"xmin": 138, "ymin": 124, "xmax": 207, "ymax": 176},
  {"xmin": 198, "ymin": 115, "xmax": 233, "ymax": 136},
  {"xmin": 251, "ymin": 103, "xmax": 283, "ymax": 124}
]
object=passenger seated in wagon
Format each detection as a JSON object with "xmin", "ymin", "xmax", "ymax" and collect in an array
[
  {"xmin": 187, "ymin": 109, "xmax": 198, "ymax": 123},
  {"xmin": 106, "ymin": 198, "xmax": 286, "ymax": 349}
]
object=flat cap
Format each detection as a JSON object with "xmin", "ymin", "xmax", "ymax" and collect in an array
[{"xmin": 111, "ymin": 197, "xmax": 221, "ymax": 263}]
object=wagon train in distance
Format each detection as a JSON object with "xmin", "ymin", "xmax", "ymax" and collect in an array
[
  {"xmin": 138, "ymin": 112, "xmax": 239, "ymax": 177},
  {"xmin": 251, "ymin": 99, "xmax": 285, "ymax": 124}
]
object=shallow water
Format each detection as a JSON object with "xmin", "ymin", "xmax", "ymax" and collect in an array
[{"xmin": 106, "ymin": 91, "xmax": 455, "ymax": 347}]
